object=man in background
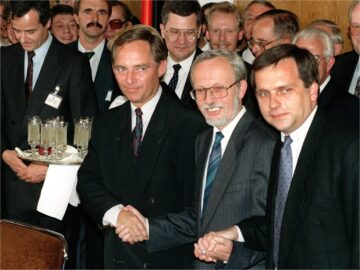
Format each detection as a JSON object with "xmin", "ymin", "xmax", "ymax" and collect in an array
[
  {"xmin": 50, "ymin": 4, "xmax": 78, "ymax": 44},
  {"xmin": 105, "ymin": 0, "xmax": 133, "ymax": 41},
  {"xmin": 160, "ymin": 0, "xmax": 202, "ymax": 110}
]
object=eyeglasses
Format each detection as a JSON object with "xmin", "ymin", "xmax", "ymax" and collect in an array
[
  {"xmin": 248, "ymin": 37, "xmax": 281, "ymax": 50},
  {"xmin": 109, "ymin": 19, "xmax": 127, "ymax": 30},
  {"xmin": 313, "ymin": 55, "xmax": 327, "ymax": 64},
  {"xmin": 165, "ymin": 28, "xmax": 198, "ymax": 41},
  {"xmin": 190, "ymin": 80, "xmax": 240, "ymax": 101}
]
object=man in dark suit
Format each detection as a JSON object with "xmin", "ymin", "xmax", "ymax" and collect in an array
[
  {"xmin": 293, "ymin": 27, "xmax": 359, "ymax": 127},
  {"xmin": 159, "ymin": 0, "xmax": 202, "ymax": 111},
  {"xmin": 72, "ymin": 0, "xmax": 120, "ymax": 113},
  {"xmin": 195, "ymin": 44, "xmax": 359, "ymax": 269},
  {"xmin": 331, "ymin": 1, "xmax": 360, "ymax": 98},
  {"xmin": 77, "ymin": 25, "xmax": 206, "ymax": 269},
  {"xmin": 1, "ymin": 1, "xmax": 97, "ymax": 268},
  {"xmin": 115, "ymin": 50, "xmax": 277, "ymax": 269}
]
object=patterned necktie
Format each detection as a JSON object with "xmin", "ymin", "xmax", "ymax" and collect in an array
[
  {"xmin": 25, "ymin": 51, "xmax": 35, "ymax": 102},
  {"xmin": 84, "ymin": 51, "xmax": 95, "ymax": 59},
  {"xmin": 354, "ymin": 76, "xmax": 360, "ymax": 98},
  {"xmin": 168, "ymin": 64, "xmax": 181, "ymax": 91},
  {"xmin": 203, "ymin": 131, "xmax": 224, "ymax": 214},
  {"xmin": 132, "ymin": 108, "xmax": 143, "ymax": 156},
  {"xmin": 273, "ymin": 136, "xmax": 293, "ymax": 267}
]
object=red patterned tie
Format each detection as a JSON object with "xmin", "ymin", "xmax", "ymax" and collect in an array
[
  {"xmin": 132, "ymin": 108, "xmax": 143, "ymax": 156},
  {"xmin": 25, "ymin": 51, "xmax": 35, "ymax": 103}
]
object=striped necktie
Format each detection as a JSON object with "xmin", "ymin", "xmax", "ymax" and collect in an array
[{"xmin": 132, "ymin": 108, "xmax": 143, "ymax": 156}]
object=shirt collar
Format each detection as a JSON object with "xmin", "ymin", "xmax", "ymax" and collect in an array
[
  {"xmin": 281, "ymin": 106, "xmax": 318, "ymax": 143},
  {"xmin": 130, "ymin": 85, "xmax": 162, "ymax": 114},
  {"xmin": 77, "ymin": 39, "xmax": 105, "ymax": 56},
  {"xmin": 167, "ymin": 50, "xmax": 196, "ymax": 72},
  {"xmin": 319, "ymin": 75, "xmax": 331, "ymax": 94},
  {"xmin": 32, "ymin": 32, "xmax": 52, "ymax": 60},
  {"xmin": 213, "ymin": 106, "xmax": 247, "ymax": 139}
]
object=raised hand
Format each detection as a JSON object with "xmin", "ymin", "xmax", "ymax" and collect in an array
[{"xmin": 115, "ymin": 205, "xmax": 148, "ymax": 244}]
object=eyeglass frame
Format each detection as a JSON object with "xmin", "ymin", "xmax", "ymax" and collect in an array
[
  {"xmin": 248, "ymin": 37, "xmax": 281, "ymax": 50},
  {"xmin": 164, "ymin": 27, "xmax": 198, "ymax": 41},
  {"xmin": 190, "ymin": 80, "xmax": 241, "ymax": 101},
  {"xmin": 108, "ymin": 19, "xmax": 128, "ymax": 30}
]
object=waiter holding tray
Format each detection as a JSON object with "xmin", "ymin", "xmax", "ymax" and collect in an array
[{"xmin": 0, "ymin": 1, "xmax": 97, "ymax": 268}]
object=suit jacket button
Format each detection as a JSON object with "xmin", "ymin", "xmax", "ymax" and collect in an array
[{"xmin": 149, "ymin": 198, "xmax": 155, "ymax": 204}]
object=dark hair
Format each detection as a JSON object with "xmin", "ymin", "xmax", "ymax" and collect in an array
[
  {"xmin": 256, "ymin": 9, "xmax": 299, "ymax": 40},
  {"xmin": 110, "ymin": 0, "xmax": 132, "ymax": 22},
  {"xmin": 252, "ymin": 44, "xmax": 319, "ymax": 88},
  {"xmin": 9, "ymin": 1, "xmax": 51, "ymax": 26},
  {"xmin": 201, "ymin": 2, "xmax": 215, "ymax": 25},
  {"xmin": 111, "ymin": 25, "xmax": 167, "ymax": 64},
  {"xmin": 161, "ymin": 0, "xmax": 202, "ymax": 26},
  {"xmin": 244, "ymin": 0, "xmax": 276, "ymax": 13},
  {"xmin": 50, "ymin": 4, "xmax": 74, "ymax": 19},
  {"xmin": 74, "ymin": 0, "xmax": 112, "ymax": 16}
]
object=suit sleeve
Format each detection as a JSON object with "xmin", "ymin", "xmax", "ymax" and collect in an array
[{"xmin": 147, "ymin": 208, "xmax": 197, "ymax": 252}]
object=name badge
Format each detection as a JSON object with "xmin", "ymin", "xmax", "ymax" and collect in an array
[
  {"xmin": 45, "ymin": 85, "xmax": 63, "ymax": 109},
  {"xmin": 105, "ymin": 90, "xmax": 113, "ymax": 101}
]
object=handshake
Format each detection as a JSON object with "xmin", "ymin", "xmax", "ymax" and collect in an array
[{"xmin": 115, "ymin": 205, "xmax": 238, "ymax": 264}]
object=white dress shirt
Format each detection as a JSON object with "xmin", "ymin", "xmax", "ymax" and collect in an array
[
  {"xmin": 200, "ymin": 107, "xmax": 247, "ymax": 213},
  {"xmin": 163, "ymin": 51, "xmax": 196, "ymax": 99},
  {"xmin": 236, "ymin": 107, "xmax": 318, "ymax": 241},
  {"xmin": 24, "ymin": 33, "xmax": 52, "ymax": 90},
  {"xmin": 102, "ymin": 87, "xmax": 163, "ymax": 226},
  {"xmin": 78, "ymin": 39, "xmax": 105, "ymax": 81},
  {"xmin": 319, "ymin": 75, "xmax": 331, "ymax": 95}
]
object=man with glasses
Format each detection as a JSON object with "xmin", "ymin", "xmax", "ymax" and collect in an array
[
  {"xmin": 72, "ymin": 0, "xmax": 120, "ymax": 113},
  {"xmin": 249, "ymin": 9, "xmax": 299, "ymax": 58},
  {"xmin": 105, "ymin": 1, "xmax": 133, "ymax": 41},
  {"xmin": 115, "ymin": 50, "xmax": 277, "ymax": 269},
  {"xmin": 159, "ymin": 0, "xmax": 202, "ymax": 110},
  {"xmin": 293, "ymin": 27, "xmax": 359, "ymax": 127}
]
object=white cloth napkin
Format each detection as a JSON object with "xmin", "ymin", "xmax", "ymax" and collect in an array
[{"xmin": 37, "ymin": 164, "xmax": 80, "ymax": 220}]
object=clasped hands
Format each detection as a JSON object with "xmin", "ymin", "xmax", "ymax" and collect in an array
[{"xmin": 116, "ymin": 207, "xmax": 236, "ymax": 264}]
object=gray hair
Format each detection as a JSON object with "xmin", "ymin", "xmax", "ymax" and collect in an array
[
  {"xmin": 190, "ymin": 49, "xmax": 247, "ymax": 84},
  {"xmin": 308, "ymin": 19, "xmax": 344, "ymax": 46},
  {"xmin": 349, "ymin": 0, "xmax": 360, "ymax": 21},
  {"xmin": 293, "ymin": 27, "xmax": 334, "ymax": 61}
]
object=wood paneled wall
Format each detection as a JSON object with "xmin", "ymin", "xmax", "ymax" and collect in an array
[{"xmin": 124, "ymin": 0, "xmax": 353, "ymax": 53}]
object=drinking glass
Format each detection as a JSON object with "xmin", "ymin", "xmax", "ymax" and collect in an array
[
  {"xmin": 74, "ymin": 117, "xmax": 92, "ymax": 157},
  {"xmin": 55, "ymin": 121, "xmax": 68, "ymax": 159},
  {"xmin": 46, "ymin": 118, "xmax": 57, "ymax": 159},
  {"xmin": 27, "ymin": 116, "xmax": 41, "ymax": 156},
  {"xmin": 40, "ymin": 122, "xmax": 50, "ymax": 158}
]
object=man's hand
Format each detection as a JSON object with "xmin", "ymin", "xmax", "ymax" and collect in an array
[
  {"xmin": 17, "ymin": 163, "xmax": 48, "ymax": 183},
  {"xmin": 194, "ymin": 231, "xmax": 235, "ymax": 263},
  {"xmin": 2, "ymin": 150, "xmax": 48, "ymax": 183},
  {"xmin": 115, "ymin": 205, "xmax": 148, "ymax": 244}
]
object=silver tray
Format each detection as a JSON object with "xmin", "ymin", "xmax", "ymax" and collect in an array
[{"xmin": 16, "ymin": 149, "xmax": 84, "ymax": 165}]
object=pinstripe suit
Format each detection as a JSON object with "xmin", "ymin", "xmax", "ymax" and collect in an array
[{"xmin": 148, "ymin": 111, "xmax": 277, "ymax": 269}]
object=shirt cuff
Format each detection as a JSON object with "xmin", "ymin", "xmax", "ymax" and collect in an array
[
  {"xmin": 102, "ymin": 204, "xmax": 124, "ymax": 227},
  {"xmin": 235, "ymin": 225, "xmax": 244, "ymax": 242}
]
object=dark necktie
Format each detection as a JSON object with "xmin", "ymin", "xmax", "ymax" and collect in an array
[
  {"xmin": 25, "ymin": 51, "xmax": 35, "ymax": 102},
  {"xmin": 168, "ymin": 64, "xmax": 181, "ymax": 91},
  {"xmin": 84, "ymin": 51, "xmax": 95, "ymax": 59},
  {"xmin": 203, "ymin": 131, "xmax": 224, "ymax": 214},
  {"xmin": 132, "ymin": 108, "xmax": 143, "ymax": 156},
  {"xmin": 354, "ymin": 76, "xmax": 360, "ymax": 97},
  {"xmin": 273, "ymin": 136, "xmax": 293, "ymax": 267}
]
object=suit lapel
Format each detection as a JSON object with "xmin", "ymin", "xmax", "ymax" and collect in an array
[
  {"xmin": 279, "ymin": 110, "xmax": 327, "ymax": 265},
  {"xmin": 201, "ymin": 112, "xmax": 254, "ymax": 230},
  {"xmin": 27, "ymin": 39, "xmax": 61, "ymax": 116},
  {"xmin": 127, "ymin": 91, "xmax": 169, "ymax": 197}
]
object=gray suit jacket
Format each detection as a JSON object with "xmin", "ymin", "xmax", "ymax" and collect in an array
[{"xmin": 148, "ymin": 111, "xmax": 277, "ymax": 269}]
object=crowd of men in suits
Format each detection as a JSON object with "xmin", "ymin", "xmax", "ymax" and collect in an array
[{"xmin": 1, "ymin": 0, "xmax": 359, "ymax": 269}]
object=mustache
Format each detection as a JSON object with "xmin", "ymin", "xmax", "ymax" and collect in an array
[{"xmin": 87, "ymin": 21, "xmax": 103, "ymax": 29}]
